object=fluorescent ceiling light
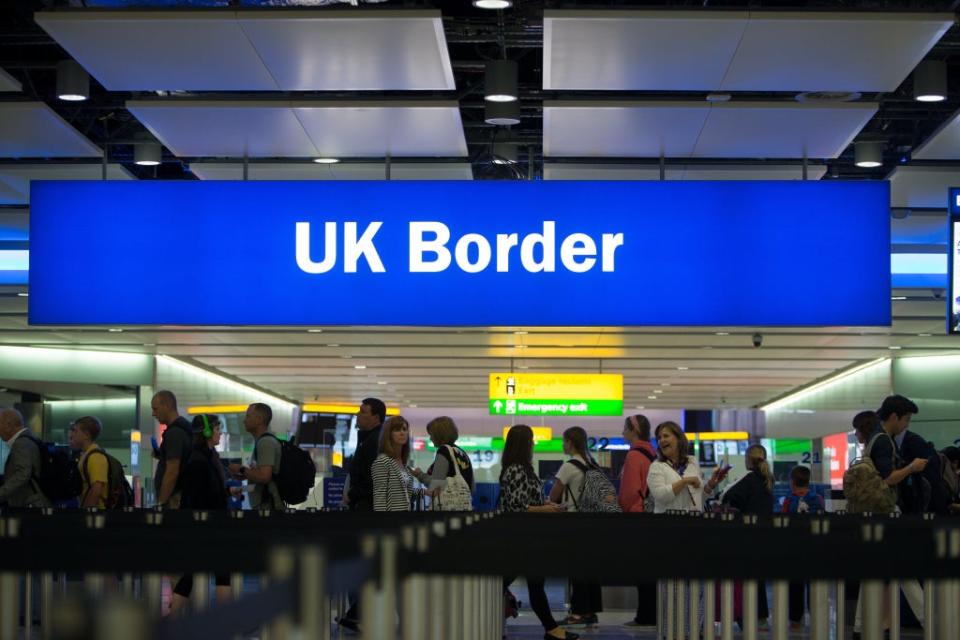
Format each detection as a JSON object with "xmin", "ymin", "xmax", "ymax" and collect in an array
[
  {"xmin": 760, "ymin": 357, "xmax": 889, "ymax": 412},
  {"xmin": 313, "ymin": 158, "xmax": 339, "ymax": 164},
  {"xmin": 474, "ymin": 0, "xmax": 512, "ymax": 8},
  {"xmin": 354, "ymin": 365, "xmax": 367, "ymax": 369},
  {"xmin": 157, "ymin": 355, "xmax": 297, "ymax": 411}
]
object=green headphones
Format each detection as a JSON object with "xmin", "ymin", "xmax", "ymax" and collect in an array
[{"xmin": 200, "ymin": 414, "xmax": 215, "ymax": 439}]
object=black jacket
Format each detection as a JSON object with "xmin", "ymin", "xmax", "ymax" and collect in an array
[
  {"xmin": 347, "ymin": 425, "xmax": 382, "ymax": 512},
  {"xmin": 180, "ymin": 445, "xmax": 228, "ymax": 510},
  {"xmin": 899, "ymin": 431, "xmax": 946, "ymax": 515},
  {"xmin": 721, "ymin": 471, "xmax": 774, "ymax": 515}
]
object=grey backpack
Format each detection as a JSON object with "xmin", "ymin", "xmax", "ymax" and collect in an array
[{"xmin": 567, "ymin": 460, "xmax": 622, "ymax": 513}]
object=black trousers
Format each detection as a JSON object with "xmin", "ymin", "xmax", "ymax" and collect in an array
[
  {"xmin": 634, "ymin": 581, "xmax": 658, "ymax": 624},
  {"xmin": 570, "ymin": 580, "xmax": 603, "ymax": 615},
  {"xmin": 172, "ymin": 573, "xmax": 230, "ymax": 598},
  {"xmin": 505, "ymin": 576, "xmax": 558, "ymax": 632},
  {"xmin": 789, "ymin": 580, "xmax": 807, "ymax": 623}
]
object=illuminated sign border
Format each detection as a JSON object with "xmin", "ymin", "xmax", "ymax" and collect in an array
[{"xmin": 949, "ymin": 188, "xmax": 960, "ymax": 334}]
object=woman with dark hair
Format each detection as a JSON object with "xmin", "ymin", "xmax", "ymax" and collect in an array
[
  {"xmin": 648, "ymin": 421, "xmax": 726, "ymax": 513},
  {"xmin": 499, "ymin": 425, "xmax": 578, "ymax": 640},
  {"xmin": 549, "ymin": 426, "xmax": 603, "ymax": 627},
  {"xmin": 170, "ymin": 414, "xmax": 232, "ymax": 615},
  {"xmin": 372, "ymin": 416, "xmax": 430, "ymax": 511}
]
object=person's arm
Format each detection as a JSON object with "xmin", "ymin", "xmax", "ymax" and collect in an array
[
  {"xmin": 82, "ymin": 482, "xmax": 105, "ymax": 508},
  {"xmin": 648, "ymin": 463, "xmax": 678, "ymax": 505},
  {"xmin": 548, "ymin": 478, "xmax": 565, "ymax": 503},
  {"xmin": 157, "ymin": 459, "xmax": 181, "ymax": 505},
  {"xmin": 884, "ymin": 459, "xmax": 927, "ymax": 487},
  {"xmin": 372, "ymin": 458, "xmax": 388, "ymax": 511},
  {"xmin": 720, "ymin": 474, "xmax": 747, "ymax": 508},
  {"xmin": 0, "ymin": 442, "xmax": 34, "ymax": 502},
  {"xmin": 81, "ymin": 451, "xmax": 109, "ymax": 508},
  {"xmin": 245, "ymin": 464, "xmax": 274, "ymax": 485},
  {"xmin": 618, "ymin": 452, "xmax": 644, "ymax": 513}
]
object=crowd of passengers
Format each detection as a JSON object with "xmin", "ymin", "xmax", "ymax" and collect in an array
[{"xmin": 0, "ymin": 392, "xmax": 957, "ymax": 637}]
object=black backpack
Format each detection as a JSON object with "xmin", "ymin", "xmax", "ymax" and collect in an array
[
  {"xmin": 257, "ymin": 433, "xmax": 317, "ymax": 506},
  {"xmin": 82, "ymin": 448, "xmax": 135, "ymax": 509},
  {"xmin": 27, "ymin": 436, "xmax": 81, "ymax": 503}
]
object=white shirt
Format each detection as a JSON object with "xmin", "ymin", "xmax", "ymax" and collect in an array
[
  {"xmin": 555, "ymin": 454, "xmax": 589, "ymax": 512},
  {"xmin": 647, "ymin": 458, "xmax": 705, "ymax": 514}
]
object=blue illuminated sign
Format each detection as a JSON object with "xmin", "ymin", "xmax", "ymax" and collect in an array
[{"xmin": 29, "ymin": 180, "xmax": 890, "ymax": 326}]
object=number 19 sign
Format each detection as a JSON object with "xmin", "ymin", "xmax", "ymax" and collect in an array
[{"xmin": 488, "ymin": 373, "xmax": 623, "ymax": 416}]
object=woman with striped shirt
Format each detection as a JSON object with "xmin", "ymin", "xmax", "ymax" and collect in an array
[{"xmin": 372, "ymin": 416, "xmax": 429, "ymax": 511}]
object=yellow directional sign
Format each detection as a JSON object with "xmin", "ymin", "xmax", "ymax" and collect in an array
[{"xmin": 488, "ymin": 373, "xmax": 623, "ymax": 416}]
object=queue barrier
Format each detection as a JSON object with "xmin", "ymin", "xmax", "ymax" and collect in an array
[{"xmin": 0, "ymin": 509, "xmax": 958, "ymax": 640}]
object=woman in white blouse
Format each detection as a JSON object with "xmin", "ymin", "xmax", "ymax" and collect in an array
[{"xmin": 647, "ymin": 421, "xmax": 727, "ymax": 514}]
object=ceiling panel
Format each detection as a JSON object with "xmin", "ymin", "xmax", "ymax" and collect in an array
[
  {"xmin": 237, "ymin": 12, "xmax": 454, "ymax": 91},
  {"xmin": 543, "ymin": 102, "xmax": 709, "ymax": 157},
  {"xmin": 721, "ymin": 13, "xmax": 952, "ymax": 92},
  {"xmin": 544, "ymin": 10, "xmax": 950, "ymax": 92},
  {"xmin": 543, "ymin": 101, "xmax": 875, "ymax": 159},
  {"xmin": 912, "ymin": 110, "xmax": 960, "ymax": 160},
  {"xmin": 693, "ymin": 102, "xmax": 877, "ymax": 159},
  {"xmin": 36, "ymin": 10, "xmax": 454, "ymax": 92},
  {"xmin": 543, "ymin": 164, "xmax": 825, "ymax": 181},
  {"xmin": 0, "ymin": 68, "xmax": 21, "ymax": 92},
  {"xmin": 126, "ymin": 100, "xmax": 316, "ymax": 158},
  {"xmin": 0, "ymin": 103, "xmax": 101, "ymax": 158},
  {"xmin": 190, "ymin": 162, "xmax": 473, "ymax": 181},
  {"xmin": 35, "ymin": 11, "xmax": 277, "ymax": 91},
  {"xmin": 543, "ymin": 10, "xmax": 747, "ymax": 91},
  {"xmin": 0, "ymin": 164, "xmax": 134, "ymax": 205},
  {"xmin": 888, "ymin": 165, "xmax": 960, "ymax": 208},
  {"xmin": 127, "ymin": 100, "xmax": 467, "ymax": 158},
  {"xmin": 294, "ymin": 102, "xmax": 468, "ymax": 158}
]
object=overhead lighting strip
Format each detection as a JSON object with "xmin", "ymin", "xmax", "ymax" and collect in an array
[{"xmin": 759, "ymin": 357, "xmax": 889, "ymax": 413}]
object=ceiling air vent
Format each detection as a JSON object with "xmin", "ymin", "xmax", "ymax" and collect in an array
[{"xmin": 794, "ymin": 91, "xmax": 862, "ymax": 103}]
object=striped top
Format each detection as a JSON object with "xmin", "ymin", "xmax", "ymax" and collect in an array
[{"xmin": 372, "ymin": 454, "xmax": 422, "ymax": 512}]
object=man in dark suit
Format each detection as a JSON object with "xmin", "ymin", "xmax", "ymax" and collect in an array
[{"xmin": 0, "ymin": 408, "xmax": 50, "ymax": 508}]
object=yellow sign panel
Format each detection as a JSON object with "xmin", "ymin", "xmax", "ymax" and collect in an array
[
  {"xmin": 488, "ymin": 373, "xmax": 623, "ymax": 401},
  {"xmin": 502, "ymin": 426, "xmax": 553, "ymax": 443}
]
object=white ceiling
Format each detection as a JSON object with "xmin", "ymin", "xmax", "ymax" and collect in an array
[
  {"xmin": 912, "ymin": 109, "xmax": 960, "ymax": 160},
  {"xmin": 35, "ymin": 10, "xmax": 455, "ymax": 91},
  {"xmin": 0, "ymin": 68, "xmax": 21, "ymax": 92},
  {"xmin": 0, "ymin": 291, "xmax": 949, "ymax": 409},
  {"xmin": 127, "ymin": 100, "xmax": 468, "ymax": 158},
  {"xmin": 543, "ymin": 101, "xmax": 877, "ymax": 159},
  {"xmin": 544, "ymin": 10, "xmax": 951, "ymax": 92},
  {"xmin": 888, "ymin": 165, "xmax": 960, "ymax": 208},
  {"xmin": 543, "ymin": 163, "xmax": 826, "ymax": 181},
  {"xmin": 190, "ymin": 162, "xmax": 474, "ymax": 181},
  {"xmin": 0, "ymin": 164, "xmax": 134, "ymax": 205},
  {"xmin": 0, "ymin": 103, "xmax": 102, "ymax": 159}
]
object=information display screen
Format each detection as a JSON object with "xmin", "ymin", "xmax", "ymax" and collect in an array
[{"xmin": 950, "ymin": 189, "xmax": 960, "ymax": 333}]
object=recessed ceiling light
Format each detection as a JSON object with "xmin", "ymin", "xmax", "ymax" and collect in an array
[
  {"xmin": 660, "ymin": 383, "xmax": 671, "ymax": 387},
  {"xmin": 517, "ymin": 365, "xmax": 529, "ymax": 369},
  {"xmin": 653, "ymin": 389, "xmax": 663, "ymax": 394},
  {"xmin": 327, "ymin": 344, "xmax": 340, "ymax": 348},
  {"xmin": 715, "ymin": 332, "xmax": 730, "ymax": 336},
  {"xmin": 514, "ymin": 344, "xmax": 527, "ymax": 349},
  {"xmin": 635, "ymin": 406, "xmax": 646, "ymax": 410},
  {"xmin": 888, "ymin": 346, "xmax": 902, "ymax": 350},
  {"xmin": 354, "ymin": 364, "xmax": 366, "ymax": 369},
  {"xmin": 409, "ymin": 404, "xmax": 419, "ymax": 408},
  {"xmin": 342, "ymin": 355, "xmax": 352, "ymax": 359},
  {"xmin": 307, "ymin": 329, "xmax": 323, "ymax": 333},
  {"xmin": 891, "ymin": 296, "xmax": 907, "ymax": 301},
  {"xmin": 143, "ymin": 343, "xmax": 156, "ymax": 347},
  {"xmin": 473, "ymin": 0, "xmax": 512, "ymax": 8},
  {"xmin": 917, "ymin": 333, "xmax": 933, "ymax": 337},
  {"xmin": 16, "ymin": 292, "xmax": 28, "ymax": 297},
  {"xmin": 377, "ymin": 381, "xmax": 388, "ymax": 385},
  {"xmin": 647, "ymin": 395, "xmax": 658, "ymax": 400},
  {"xmin": 313, "ymin": 157, "xmax": 340, "ymax": 164},
  {"xmin": 514, "ymin": 331, "xmax": 528, "ymax": 335},
  {"xmin": 108, "ymin": 328, "xmax": 123, "ymax": 333},
  {"xmin": 677, "ymin": 366, "xmax": 689, "ymax": 371}
]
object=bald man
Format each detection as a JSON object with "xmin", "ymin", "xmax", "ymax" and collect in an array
[
  {"xmin": 151, "ymin": 390, "xmax": 193, "ymax": 508},
  {"xmin": 0, "ymin": 408, "xmax": 51, "ymax": 508}
]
